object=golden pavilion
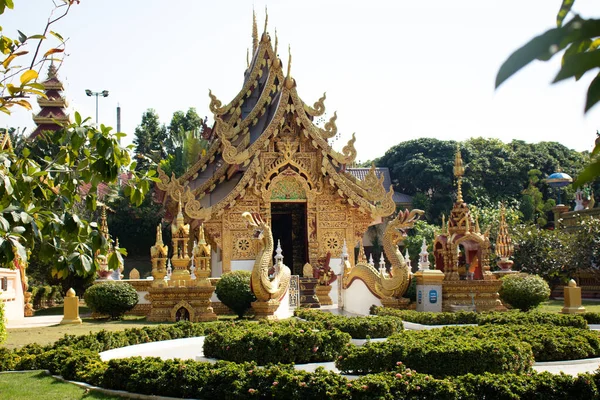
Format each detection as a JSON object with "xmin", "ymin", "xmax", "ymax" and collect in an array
[{"xmin": 155, "ymin": 13, "xmax": 397, "ymax": 276}]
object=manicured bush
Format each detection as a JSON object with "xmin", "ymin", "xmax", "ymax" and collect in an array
[
  {"xmin": 294, "ymin": 309, "xmax": 403, "ymax": 338},
  {"xmin": 203, "ymin": 321, "xmax": 351, "ymax": 364},
  {"xmin": 336, "ymin": 327, "xmax": 535, "ymax": 377},
  {"xmin": 499, "ymin": 273, "xmax": 550, "ymax": 311},
  {"xmin": 83, "ymin": 281, "xmax": 138, "ymax": 319},
  {"xmin": 0, "ymin": 301, "xmax": 6, "ymax": 345},
  {"xmin": 371, "ymin": 307, "xmax": 479, "ymax": 325},
  {"xmin": 584, "ymin": 312, "xmax": 600, "ymax": 325},
  {"xmin": 215, "ymin": 270, "xmax": 256, "ymax": 318}
]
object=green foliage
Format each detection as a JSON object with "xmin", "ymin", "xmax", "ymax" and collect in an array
[
  {"xmin": 133, "ymin": 109, "xmax": 168, "ymax": 171},
  {"xmin": 203, "ymin": 320, "xmax": 351, "ymax": 364},
  {"xmin": 0, "ymin": 301, "xmax": 6, "ymax": 345},
  {"xmin": 499, "ymin": 274, "xmax": 551, "ymax": 311},
  {"xmin": 215, "ymin": 270, "xmax": 256, "ymax": 318},
  {"xmin": 336, "ymin": 327, "xmax": 535, "ymax": 376},
  {"xmin": 372, "ymin": 306, "xmax": 588, "ymax": 328},
  {"xmin": 405, "ymin": 276, "xmax": 417, "ymax": 301},
  {"xmin": 470, "ymin": 203, "xmax": 521, "ymax": 255},
  {"xmin": 83, "ymin": 282, "xmax": 138, "ymax": 319},
  {"xmin": 294, "ymin": 309, "xmax": 404, "ymax": 339},
  {"xmin": 159, "ymin": 129, "xmax": 209, "ymax": 178}
]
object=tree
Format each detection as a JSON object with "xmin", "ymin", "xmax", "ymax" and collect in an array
[
  {"xmin": 403, "ymin": 220, "xmax": 437, "ymax": 270},
  {"xmin": 168, "ymin": 108, "xmax": 203, "ymax": 141},
  {"xmin": 133, "ymin": 109, "xmax": 168, "ymax": 171},
  {"xmin": 0, "ymin": 2, "xmax": 155, "ymax": 279},
  {"xmin": 495, "ymin": 0, "xmax": 600, "ymax": 186}
]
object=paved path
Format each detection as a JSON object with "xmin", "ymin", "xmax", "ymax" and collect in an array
[{"xmin": 6, "ymin": 315, "xmax": 62, "ymax": 329}]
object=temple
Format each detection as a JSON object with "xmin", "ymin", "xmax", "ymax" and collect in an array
[
  {"xmin": 156, "ymin": 13, "xmax": 397, "ymax": 277},
  {"xmin": 30, "ymin": 63, "xmax": 70, "ymax": 138}
]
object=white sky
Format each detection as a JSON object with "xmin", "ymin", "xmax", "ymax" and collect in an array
[{"xmin": 2, "ymin": 0, "xmax": 599, "ymax": 162}]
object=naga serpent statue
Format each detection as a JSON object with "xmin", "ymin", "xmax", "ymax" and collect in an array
[
  {"xmin": 344, "ymin": 209, "xmax": 424, "ymax": 299},
  {"xmin": 242, "ymin": 212, "xmax": 292, "ymax": 302}
]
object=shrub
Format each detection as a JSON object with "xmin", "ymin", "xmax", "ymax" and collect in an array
[
  {"xmin": 336, "ymin": 327, "xmax": 534, "ymax": 376},
  {"xmin": 0, "ymin": 301, "xmax": 6, "ymax": 345},
  {"xmin": 215, "ymin": 271, "xmax": 256, "ymax": 318},
  {"xmin": 499, "ymin": 274, "xmax": 550, "ymax": 311},
  {"xmin": 405, "ymin": 276, "xmax": 417, "ymax": 302},
  {"xmin": 203, "ymin": 321, "xmax": 351, "ymax": 364},
  {"xmin": 294, "ymin": 309, "xmax": 403, "ymax": 339},
  {"xmin": 83, "ymin": 282, "xmax": 138, "ymax": 319},
  {"xmin": 371, "ymin": 307, "xmax": 479, "ymax": 325}
]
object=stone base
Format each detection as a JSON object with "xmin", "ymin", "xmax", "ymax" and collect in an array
[
  {"xmin": 380, "ymin": 297, "xmax": 411, "ymax": 310},
  {"xmin": 315, "ymin": 285, "xmax": 333, "ymax": 306},
  {"xmin": 252, "ymin": 299, "xmax": 280, "ymax": 320},
  {"xmin": 562, "ymin": 306, "xmax": 586, "ymax": 314},
  {"xmin": 125, "ymin": 303, "xmax": 152, "ymax": 317},
  {"xmin": 299, "ymin": 277, "xmax": 320, "ymax": 308},
  {"xmin": 60, "ymin": 317, "xmax": 82, "ymax": 325},
  {"xmin": 493, "ymin": 270, "xmax": 519, "ymax": 279},
  {"xmin": 442, "ymin": 280, "xmax": 506, "ymax": 312},
  {"xmin": 147, "ymin": 285, "xmax": 217, "ymax": 322}
]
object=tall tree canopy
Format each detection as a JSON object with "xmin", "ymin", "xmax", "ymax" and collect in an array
[{"xmin": 133, "ymin": 109, "xmax": 168, "ymax": 170}]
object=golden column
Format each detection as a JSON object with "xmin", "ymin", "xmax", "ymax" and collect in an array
[
  {"xmin": 192, "ymin": 224, "xmax": 212, "ymax": 286},
  {"xmin": 150, "ymin": 224, "xmax": 169, "ymax": 286},
  {"xmin": 169, "ymin": 198, "xmax": 191, "ymax": 287}
]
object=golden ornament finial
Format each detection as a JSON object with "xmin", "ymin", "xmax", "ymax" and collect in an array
[
  {"xmin": 441, "ymin": 214, "xmax": 446, "ymax": 232},
  {"xmin": 246, "ymin": 48, "xmax": 249, "ymax": 68},
  {"xmin": 453, "ymin": 144, "xmax": 464, "ymax": 178},
  {"xmin": 475, "ymin": 214, "xmax": 481, "ymax": 233},
  {"xmin": 263, "ymin": 6, "xmax": 268, "ymax": 35},
  {"xmin": 252, "ymin": 9, "xmax": 258, "ymax": 54},
  {"xmin": 495, "ymin": 203, "xmax": 514, "ymax": 259},
  {"xmin": 176, "ymin": 192, "xmax": 184, "ymax": 226},
  {"xmin": 198, "ymin": 224, "xmax": 207, "ymax": 245},
  {"xmin": 156, "ymin": 224, "xmax": 163, "ymax": 245},
  {"xmin": 100, "ymin": 205, "xmax": 109, "ymax": 241},
  {"xmin": 274, "ymin": 28, "xmax": 278, "ymax": 55},
  {"xmin": 287, "ymin": 44, "xmax": 292, "ymax": 78}
]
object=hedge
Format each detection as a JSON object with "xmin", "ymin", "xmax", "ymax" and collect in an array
[
  {"xmin": 294, "ymin": 309, "xmax": 404, "ymax": 339},
  {"xmin": 203, "ymin": 321, "xmax": 351, "ymax": 364},
  {"xmin": 336, "ymin": 328, "xmax": 535, "ymax": 377},
  {"xmin": 336, "ymin": 323, "xmax": 600, "ymax": 376},
  {"xmin": 0, "ymin": 301, "xmax": 6, "ymax": 345},
  {"xmin": 371, "ymin": 307, "xmax": 589, "ymax": 328}
]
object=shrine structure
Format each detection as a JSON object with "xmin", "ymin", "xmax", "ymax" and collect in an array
[
  {"xmin": 31, "ymin": 63, "xmax": 70, "ymax": 138},
  {"xmin": 155, "ymin": 13, "xmax": 396, "ymax": 279},
  {"xmin": 433, "ymin": 146, "xmax": 505, "ymax": 311}
]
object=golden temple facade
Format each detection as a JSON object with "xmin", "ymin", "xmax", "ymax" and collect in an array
[{"xmin": 156, "ymin": 14, "xmax": 396, "ymax": 275}]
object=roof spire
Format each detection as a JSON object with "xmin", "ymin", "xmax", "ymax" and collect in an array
[
  {"xmin": 263, "ymin": 6, "xmax": 268, "ymax": 36},
  {"xmin": 246, "ymin": 48, "xmax": 249, "ymax": 68},
  {"xmin": 454, "ymin": 144, "xmax": 465, "ymax": 203},
  {"xmin": 252, "ymin": 8, "xmax": 258, "ymax": 54},
  {"xmin": 274, "ymin": 28, "xmax": 278, "ymax": 55},
  {"xmin": 287, "ymin": 44, "xmax": 292, "ymax": 78}
]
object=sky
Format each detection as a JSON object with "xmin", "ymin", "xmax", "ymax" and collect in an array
[{"xmin": 2, "ymin": 0, "xmax": 599, "ymax": 163}]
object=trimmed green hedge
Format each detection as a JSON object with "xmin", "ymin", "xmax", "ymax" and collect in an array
[
  {"xmin": 84, "ymin": 281, "xmax": 138, "ymax": 319},
  {"xmin": 336, "ymin": 328, "xmax": 535, "ymax": 376},
  {"xmin": 371, "ymin": 307, "xmax": 589, "ymax": 328},
  {"xmin": 0, "ymin": 301, "xmax": 6, "ymax": 345},
  {"xmin": 294, "ymin": 309, "xmax": 404, "ymax": 339},
  {"xmin": 336, "ymin": 323, "xmax": 600, "ymax": 376},
  {"xmin": 203, "ymin": 321, "xmax": 351, "ymax": 364}
]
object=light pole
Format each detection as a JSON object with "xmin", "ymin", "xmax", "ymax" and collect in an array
[{"xmin": 85, "ymin": 89, "xmax": 109, "ymax": 126}]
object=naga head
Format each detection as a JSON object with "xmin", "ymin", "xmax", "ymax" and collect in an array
[
  {"xmin": 387, "ymin": 209, "xmax": 424, "ymax": 245},
  {"xmin": 242, "ymin": 212, "xmax": 268, "ymax": 240}
]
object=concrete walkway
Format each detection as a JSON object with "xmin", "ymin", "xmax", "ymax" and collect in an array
[{"xmin": 6, "ymin": 315, "xmax": 62, "ymax": 329}]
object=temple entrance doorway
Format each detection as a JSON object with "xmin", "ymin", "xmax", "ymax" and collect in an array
[
  {"xmin": 270, "ymin": 202, "xmax": 308, "ymax": 276},
  {"xmin": 175, "ymin": 307, "xmax": 190, "ymax": 322}
]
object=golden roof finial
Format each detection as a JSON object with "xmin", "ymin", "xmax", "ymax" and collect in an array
[
  {"xmin": 274, "ymin": 28, "xmax": 278, "ymax": 56},
  {"xmin": 100, "ymin": 205, "xmax": 109, "ymax": 241},
  {"xmin": 198, "ymin": 224, "xmax": 207, "ymax": 245},
  {"xmin": 246, "ymin": 48, "xmax": 249, "ymax": 68},
  {"xmin": 286, "ymin": 44, "xmax": 292, "ymax": 78},
  {"xmin": 252, "ymin": 8, "xmax": 258, "ymax": 54},
  {"xmin": 475, "ymin": 214, "xmax": 481, "ymax": 233},
  {"xmin": 156, "ymin": 224, "xmax": 163, "ymax": 246},
  {"xmin": 495, "ymin": 203, "xmax": 514, "ymax": 259},
  {"xmin": 176, "ymin": 192, "xmax": 184, "ymax": 226},
  {"xmin": 453, "ymin": 144, "xmax": 465, "ymax": 178},
  {"xmin": 263, "ymin": 6, "xmax": 268, "ymax": 35},
  {"xmin": 441, "ymin": 214, "xmax": 446, "ymax": 233}
]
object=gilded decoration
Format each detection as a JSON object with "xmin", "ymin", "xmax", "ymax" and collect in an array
[
  {"xmin": 344, "ymin": 209, "xmax": 424, "ymax": 299},
  {"xmin": 269, "ymin": 175, "xmax": 307, "ymax": 201}
]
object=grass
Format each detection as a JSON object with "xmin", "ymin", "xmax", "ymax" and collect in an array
[
  {"xmin": 537, "ymin": 299, "xmax": 600, "ymax": 313},
  {"xmin": 5, "ymin": 318, "xmax": 165, "ymax": 350},
  {"xmin": 33, "ymin": 306, "xmax": 91, "ymax": 316},
  {"xmin": 0, "ymin": 371, "xmax": 125, "ymax": 399}
]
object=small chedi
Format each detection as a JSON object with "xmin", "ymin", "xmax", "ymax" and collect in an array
[
  {"xmin": 495, "ymin": 203, "xmax": 515, "ymax": 273},
  {"xmin": 433, "ymin": 146, "xmax": 505, "ymax": 312},
  {"xmin": 242, "ymin": 211, "xmax": 292, "ymax": 319},
  {"xmin": 147, "ymin": 199, "xmax": 217, "ymax": 322},
  {"xmin": 343, "ymin": 208, "xmax": 424, "ymax": 314}
]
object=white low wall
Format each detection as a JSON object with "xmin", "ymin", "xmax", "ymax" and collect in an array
[
  {"xmin": 275, "ymin": 287, "xmax": 292, "ymax": 319},
  {"xmin": 230, "ymin": 260, "xmax": 254, "ymax": 272},
  {"xmin": 0, "ymin": 267, "xmax": 24, "ymax": 322},
  {"xmin": 343, "ymin": 278, "xmax": 381, "ymax": 316}
]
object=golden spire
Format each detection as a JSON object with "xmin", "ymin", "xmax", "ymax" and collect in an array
[
  {"xmin": 156, "ymin": 224, "xmax": 163, "ymax": 246},
  {"xmin": 454, "ymin": 145, "xmax": 465, "ymax": 203},
  {"xmin": 263, "ymin": 6, "xmax": 268, "ymax": 36},
  {"xmin": 198, "ymin": 224, "xmax": 207, "ymax": 245},
  {"xmin": 475, "ymin": 214, "xmax": 481, "ymax": 233},
  {"xmin": 176, "ymin": 193, "xmax": 184, "ymax": 226},
  {"xmin": 252, "ymin": 9, "xmax": 258, "ymax": 54},
  {"xmin": 495, "ymin": 203, "xmax": 514, "ymax": 259},
  {"xmin": 286, "ymin": 44, "xmax": 292, "ymax": 78},
  {"xmin": 358, "ymin": 239, "xmax": 367, "ymax": 263},
  {"xmin": 441, "ymin": 214, "xmax": 446, "ymax": 233},
  {"xmin": 274, "ymin": 28, "xmax": 278, "ymax": 56},
  {"xmin": 99, "ymin": 205, "xmax": 109, "ymax": 241},
  {"xmin": 246, "ymin": 48, "xmax": 249, "ymax": 68}
]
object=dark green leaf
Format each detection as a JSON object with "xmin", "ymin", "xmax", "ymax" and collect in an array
[
  {"xmin": 574, "ymin": 159, "xmax": 600, "ymax": 186},
  {"xmin": 554, "ymin": 49, "xmax": 600, "ymax": 82},
  {"xmin": 585, "ymin": 72, "xmax": 600, "ymax": 112}
]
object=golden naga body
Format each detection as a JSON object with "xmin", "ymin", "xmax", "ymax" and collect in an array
[
  {"xmin": 344, "ymin": 209, "xmax": 424, "ymax": 299},
  {"xmin": 242, "ymin": 212, "xmax": 291, "ymax": 301}
]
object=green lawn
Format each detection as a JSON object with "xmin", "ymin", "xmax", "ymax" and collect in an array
[
  {"xmin": 0, "ymin": 371, "xmax": 124, "ymax": 399},
  {"xmin": 33, "ymin": 306, "xmax": 92, "ymax": 317},
  {"xmin": 537, "ymin": 299, "xmax": 600, "ymax": 313}
]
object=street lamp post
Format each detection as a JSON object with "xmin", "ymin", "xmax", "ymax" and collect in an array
[{"xmin": 85, "ymin": 89, "xmax": 109, "ymax": 126}]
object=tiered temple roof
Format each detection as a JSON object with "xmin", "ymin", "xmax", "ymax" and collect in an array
[
  {"xmin": 157, "ymin": 12, "xmax": 395, "ymax": 223},
  {"xmin": 31, "ymin": 63, "xmax": 70, "ymax": 138}
]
